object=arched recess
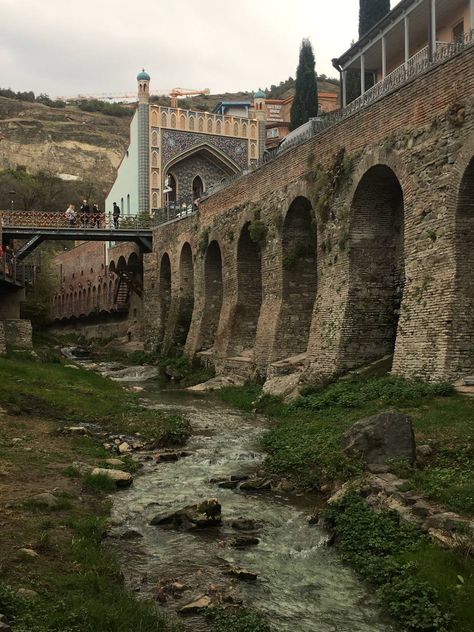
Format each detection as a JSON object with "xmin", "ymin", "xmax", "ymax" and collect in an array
[
  {"xmin": 193, "ymin": 176, "xmax": 204, "ymax": 200},
  {"xmin": 453, "ymin": 155, "xmax": 474, "ymax": 373},
  {"xmin": 116, "ymin": 256, "xmax": 127, "ymax": 273},
  {"xmin": 159, "ymin": 253, "xmax": 172, "ymax": 340},
  {"xmin": 200, "ymin": 240, "xmax": 223, "ymax": 350},
  {"xmin": 230, "ymin": 222, "xmax": 263, "ymax": 355},
  {"xmin": 343, "ymin": 165, "xmax": 404, "ymax": 367},
  {"xmin": 175, "ymin": 243, "xmax": 194, "ymax": 346},
  {"xmin": 276, "ymin": 196, "xmax": 317, "ymax": 359}
]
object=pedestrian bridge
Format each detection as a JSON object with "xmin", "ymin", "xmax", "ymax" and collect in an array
[{"xmin": 1, "ymin": 211, "xmax": 153, "ymax": 259}]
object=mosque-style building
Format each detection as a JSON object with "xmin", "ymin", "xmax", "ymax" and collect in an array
[{"xmin": 105, "ymin": 71, "xmax": 266, "ymax": 217}]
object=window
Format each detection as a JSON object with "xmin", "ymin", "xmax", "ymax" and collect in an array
[
  {"xmin": 189, "ymin": 116, "xmax": 195, "ymax": 131},
  {"xmin": 453, "ymin": 21, "xmax": 464, "ymax": 43},
  {"xmin": 127, "ymin": 194, "xmax": 130, "ymax": 214},
  {"xmin": 151, "ymin": 130, "xmax": 158, "ymax": 146},
  {"xmin": 161, "ymin": 112, "xmax": 168, "ymax": 127},
  {"xmin": 207, "ymin": 118, "xmax": 213, "ymax": 133}
]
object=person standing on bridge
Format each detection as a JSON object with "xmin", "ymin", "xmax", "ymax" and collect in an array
[
  {"xmin": 65, "ymin": 203, "xmax": 76, "ymax": 227},
  {"xmin": 92, "ymin": 203, "xmax": 101, "ymax": 228},
  {"xmin": 80, "ymin": 199, "xmax": 90, "ymax": 227},
  {"xmin": 112, "ymin": 202, "xmax": 120, "ymax": 229}
]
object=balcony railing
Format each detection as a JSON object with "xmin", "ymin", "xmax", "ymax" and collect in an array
[
  {"xmin": 0, "ymin": 254, "xmax": 35, "ymax": 286},
  {"xmin": 193, "ymin": 29, "xmax": 474, "ymax": 202}
]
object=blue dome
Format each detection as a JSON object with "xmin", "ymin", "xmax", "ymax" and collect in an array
[
  {"xmin": 254, "ymin": 89, "xmax": 266, "ymax": 98},
  {"xmin": 137, "ymin": 69, "xmax": 150, "ymax": 81}
]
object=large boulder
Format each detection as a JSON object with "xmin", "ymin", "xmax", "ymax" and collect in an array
[
  {"xmin": 90, "ymin": 467, "xmax": 133, "ymax": 487},
  {"xmin": 150, "ymin": 499, "xmax": 221, "ymax": 529},
  {"xmin": 341, "ymin": 412, "xmax": 416, "ymax": 466}
]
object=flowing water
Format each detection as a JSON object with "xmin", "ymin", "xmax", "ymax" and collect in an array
[{"xmin": 104, "ymin": 380, "xmax": 391, "ymax": 632}]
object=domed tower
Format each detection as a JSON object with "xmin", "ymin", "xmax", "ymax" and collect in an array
[
  {"xmin": 254, "ymin": 89, "xmax": 266, "ymax": 111},
  {"xmin": 137, "ymin": 69, "xmax": 150, "ymax": 104},
  {"xmin": 137, "ymin": 70, "xmax": 150, "ymax": 213}
]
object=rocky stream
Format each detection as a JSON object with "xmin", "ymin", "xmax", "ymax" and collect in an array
[{"xmin": 67, "ymin": 352, "xmax": 392, "ymax": 631}]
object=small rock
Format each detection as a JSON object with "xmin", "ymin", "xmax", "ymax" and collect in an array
[
  {"xmin": 230, "ymin": 536, "xmax": 260, "ymax": 548},
  {"xmin": 226, "ymin": 567, "xmax": 258, "ymax": 581},
  {"xmin": 308, "ymin": 512, "xmax": 320, "ymax": 525},
  {"xmin": 157, "ymin": 452, "xmax": 180, "ymax": 463},
  {"xmin": 16, "ymin": 588, "xmax": 39, "ymax": 599},
  {"xmin": 278, "ymin": 479, "xmax": 295, "ymax": 492},
  {"xmin": 179, "ymin": 595, "xmax": 211, "ymax": 615},
  {"xmin": 18, "ymin": 548, "xmax": 39, "ymax": 558},
  {"xmin": 103, "ymin": 443, "xmax": 113, "ymax": 450},
  {"xmin": 65, "ymin": 364, "xmax": 80, "ymax": 370},
  {"xmin": 367, "ymin": 463, "xmax": 390, "ymax": 474},
  {"xmin": 417, "ymin": 445, "xmax": 433, "ymax": 458},
  {"xmin": 73, "ymin": 461, "xmax": 93, "ymax": 475},
  {"xmin": 169, "ymin": 582, "xmax": 187, "ymax": 593},
  {"xmin": 118, "ymin": 442, "xmax": 131, "ymax": 454},
  {"xmin": 61, "ymin": 426, "xmax": 89, "ymax": 436},
  {"xmin": 231, "ymin": 518, "xmax": 259, "ymax": 532},
  {"xmin": 411, "ymin": 500, "xmax": 433, "ymax": 519},
  {"xmin": 217, "ymin": 480, "xmax": 239, "ymax": 489},
  {"xmin": 150, "ymin": 512, "xmax": 175, "ymax": 526},
  {"xmin": 0, "ymin": 622, "xmax": 11, "ymax": 631},
  {"xmin": 11, "ymin": 437, "xmax": 23, "ymax": 445},
  {"xmin": 90, "ymin": 467, "xmax": 133, "ymax": 488},
  {"xmin": 31, "ymin": 492, "xmax": 59, "ymax": 509},
  {"xmin": 120, "ymin": 528, "xmax": 143, "ymax": 540},
  {"xmin": 239, "ymin": 478, "xmax": 271, "ymax": 491}
]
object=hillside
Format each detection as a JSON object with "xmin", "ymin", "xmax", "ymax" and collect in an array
[{"xmin": 0, "ymin": 97, "xmax": 133, "ymax": 193}]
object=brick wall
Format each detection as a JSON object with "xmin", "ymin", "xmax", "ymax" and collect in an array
[{"xmin": 144, "ymin": 47, "xmax": 474, "ymax": 381}]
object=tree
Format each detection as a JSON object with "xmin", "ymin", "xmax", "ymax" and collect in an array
[
  {"xmin": 290, "ymin": 39, "xmax": 318, "ymax": 131},
  {"xmin": 359, "ymin": 0, "xmax": 390, "ymax": 37}
]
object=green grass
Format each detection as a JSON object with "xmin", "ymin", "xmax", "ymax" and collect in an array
[
  {"xmin": 0, "ymin": 516, "xmax": 176, "ymax": 632},
  {"xmin": 82, "ymin": 472, "xmax": 117, "ymax": 494},
  {"xmin": 0, "ymin": 354, "xmax": 187, "ymax": 440},
  {"xmin": 219, "ymin": 377, "xmax": 474, "ymax": 516},
  {"xmin": 205, "ymin": 607, "xmax": 270, "ymax": 632},
  {"xmin": 326, "ymin": 493, "xmax": 474, "ymax": 632}
]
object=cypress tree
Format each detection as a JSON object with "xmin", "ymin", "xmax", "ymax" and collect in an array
[
  {"xmin": 290, "ymin": 39, "xmax": 318, "ymax": 131},
  {"xmin": 359, "ymin": 0, "xmax": 391, "ymax": 37}
]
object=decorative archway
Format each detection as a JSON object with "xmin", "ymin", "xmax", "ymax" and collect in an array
[{"xmin": 193, "ymin": 176, "xmax": 204, "ymax": 200}]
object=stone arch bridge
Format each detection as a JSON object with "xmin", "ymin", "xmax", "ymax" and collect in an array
[{"xmin": 143, "ymin": 46, "xmax": 474, "ymax": 383}]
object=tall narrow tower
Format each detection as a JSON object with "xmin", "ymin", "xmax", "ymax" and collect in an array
[{"xmin": 137, "ymin": 69, "xmax": 150, "ymax": 214}]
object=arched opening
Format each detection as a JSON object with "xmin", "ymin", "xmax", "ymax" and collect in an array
[
  {"xmin": 200, "ymin": 240, "xmax": 223, "ymax": 350},
  {"xmin": 231, "ymin": 222, "xmax": 263, "ymax": 355},
  {"xmin": 175, "ymin": 243, "xmax": 194, "ymax": 346},
  {"xmin": 161, "ymin": 112, "xmax": 168, "ymax": 127},
  {"xmin": 189, "ymin": 116, "xmax": 195, "ymax": 131},
  {"xmin": 165, "ymin": 173, "xmax": 177, "ymax": 202},
  {"xmin": 159, "ymin": 253, "xmax": 172, "ymax": 340},
  {"xmin": 193, "ymin": 176, "xmax": 204, "ymax": 200},
  {"xmin": 277, "ymin": 196, "xmax": 317, "ymax": 359},
  {"xmin": 454, "ymin": 156, "xmax": 474, "ymax": 373},
  {"xmin": 207, "ymin": 118, "xmax": 213, "ymax": 133},
  {"xmin": 344, "ymin": 165, "xmax": 404, "ymax": 367},
  {"xmin": 127, "ymin": 194, "xmax": 130, "ymax": 214}
]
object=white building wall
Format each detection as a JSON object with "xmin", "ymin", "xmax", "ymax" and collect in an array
[{"xmin": 105, "ymin": 111, "xmax": 139, "ymax": 216}]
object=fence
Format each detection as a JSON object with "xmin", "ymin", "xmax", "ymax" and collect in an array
[{"xmin": 0, "ymin": 254, "xmax": 35, "ymax": 286}]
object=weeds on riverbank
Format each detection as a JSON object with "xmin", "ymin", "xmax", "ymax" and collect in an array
[
  {"xmin": 206, "ymin": 607, "xmax": 271, "ymax": 632},
  {"xmin": 326, "ymin": 493, "xmax": 474, "ymax": 631},
  {"xmin": 219, "ymin": 377, "xmax": 474, "ymax": 516}
]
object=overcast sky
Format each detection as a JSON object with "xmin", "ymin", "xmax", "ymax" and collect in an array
[{"xmin": 0, "ymin": 0, "xmax": 396, "ymax": 98}]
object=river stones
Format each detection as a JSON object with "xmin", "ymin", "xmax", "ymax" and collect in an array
[
  {"xmin": 156, "ymin": 451, "xmax": 193, "ymax": 463},
  {"xmin": 90, "ymin": 467, "xmax": 133, "ymax": 487},
  {"xmin": 150, "ymin": 499, "xmax": 222, "ymax": 530},
  {"xmin": 229, "ymin": 535, "xmax": 260, "ymax": 548},
  {"xmin": 231, "ymin": 518, "xmax": 260, "ymax": 532},
  {"xmin": 178, "ymin": 595, "xmax": 211, "ymax": 614},
  {"xmin": 104, "ymin": 458, "xmax": 125, "ymax": 467},
  {"xmin": 239, "ymin": 477, "xmax": 272, "ymax": 491},
  {"xmin": 226, "ymin": 567, "xmax": 258, "ymax": 581}
]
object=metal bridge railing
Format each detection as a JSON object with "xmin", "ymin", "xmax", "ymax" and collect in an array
[{"xmin": 0, "ymin": 210, "xmax": 153, "ymax": 231}]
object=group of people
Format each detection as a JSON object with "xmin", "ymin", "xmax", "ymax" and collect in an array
[{"xmin": 65, "ymin": 200, "xmax": 121, "ymax": 229}]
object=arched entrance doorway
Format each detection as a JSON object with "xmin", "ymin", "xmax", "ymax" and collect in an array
[{"xmin": 193, "ymin": 176, "xmax": 204, "ymax": 200}]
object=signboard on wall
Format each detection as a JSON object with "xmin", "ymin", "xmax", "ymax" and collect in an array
[{"xmin": 266, "ymin": 103, "xmax": 284, "ymax": 122}]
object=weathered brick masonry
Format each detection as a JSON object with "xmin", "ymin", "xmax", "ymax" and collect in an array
[{"xmin": 144, "ymin": 47, "xmax": 474, "ymax": 382}]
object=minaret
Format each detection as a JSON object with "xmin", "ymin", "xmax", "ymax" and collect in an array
[
  {"xmin": 137, "ymin": 69, "xmax": 150, "ymax": 214},
  {"xmin": 253, "ymin": 89, "xmax": 267, "ymax": 161}
]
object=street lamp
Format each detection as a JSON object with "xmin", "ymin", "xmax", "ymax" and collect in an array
[{"xmin": 8, "ymin": 190, "xmax": 16, "ymax": 211}]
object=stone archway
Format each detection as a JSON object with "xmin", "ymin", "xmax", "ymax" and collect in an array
[
  {"xmin": 275, "ymin": 196, "xmax": 317, "ymax": 360},
  {"xmin": 342, "ymin": 164, "xmax": 404, "ymax": 368},
  {"xmin": 175, "ymin": 242, "xmax": 194, "ymax": 347},
  {"xmin": 230, "ymin": 222, "xmax": 263, "ymax": 355},
  {"xmin": 200, "ymin": 240, "xmax": 223, "ymax": 350},
  {"xmin": 159, "ymin": 253, "xmax": 172, "ymax": 341},
  {"xmin": 453, "ymin": 155, "xmax": 474, "ymax": 374}
]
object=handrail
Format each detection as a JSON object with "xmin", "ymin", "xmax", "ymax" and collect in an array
[{"xmin": 0, "ymin": 254, "xmax": 34, "ymax": 285}]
